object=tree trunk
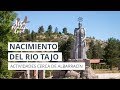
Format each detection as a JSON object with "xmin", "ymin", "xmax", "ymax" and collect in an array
[
  {"xmin": 118, "ymin": 63, "xmax": 120, "ymax": 70},
  {"xmin": 110, "ymin": 63, "xmax": 113, "ymax": 70}
]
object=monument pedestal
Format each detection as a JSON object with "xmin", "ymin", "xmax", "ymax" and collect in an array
[
  {"xmin": 52, "ymin": 59, "xmax": 91, "ymax": 79},
  {"xmin": 68, "ymin": 59, "xmax": 91, "ymax": 79}
]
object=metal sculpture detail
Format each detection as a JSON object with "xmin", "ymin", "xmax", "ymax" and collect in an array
[{"xmin": 12, "ymin": 16, "xmax": 30, "ymax": 33}]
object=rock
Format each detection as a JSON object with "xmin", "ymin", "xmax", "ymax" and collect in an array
[
  {"xmin": 85, "ymin": 67, "xmax": 98, "ymax": 79},
  {"xmin": 52, "ymin": 70, "xmax": 66, "ymax": 78},
  {"xmin": 59, "ymin": 71, "xmax": 66, "ymax": 78},
  {"xmin": 65, "ymin": 70, "xmax": 80, "ymax": 79},
  {"xmin": 52, "ymin": 71, "xmax": 60, "ymax": 78}
]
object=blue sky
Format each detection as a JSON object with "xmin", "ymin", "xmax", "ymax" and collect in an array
[{"xmin": 15, "ymin": 11, "xmax": 120, "ymax": 40}]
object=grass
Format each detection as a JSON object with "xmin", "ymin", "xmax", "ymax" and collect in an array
[{"xmin": 94, "ymin": 69, "xmax": 120, "ymax": 73}]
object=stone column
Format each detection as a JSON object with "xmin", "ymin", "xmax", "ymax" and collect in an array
[
  {"xmin": 27, "ymin": 70, "xmax": 30, "ymax": 79},
  {"xmin": 38, "ymin": 70, "xmax": 45, "ymax": 79},
  {"xmin": 34, "ymin": 70, "xmax": 38, "ymax": 79}
]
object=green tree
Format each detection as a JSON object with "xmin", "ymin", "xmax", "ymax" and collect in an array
[
  {"xmin": 104, "ymin": 37, "xmax": 120, "ymax": 70},
  {"xmin": 38, "ymin": 26, "xmax": 44, "ymax": 34},
  {"xmin": 59, "ymin": 36, "xmax": 74, "ymax": 61},
  {"xmin": 46, "ymin": 25, "xmax": 52, "ymax": 36},
  {"xmin": 31, "ymin": 30, "xmax": 36, "ymax": 41},
  {"xmin": 59, "ymin": 32, "xmax": 62, "ymax": 34},
  {"xmin": 62, "ymin": 27, "xmax": 67, "ymax": 35},
  {"xmin": 87, "ymin": 39, "xmax": 94, "ymax": 59},
  {"xmin": 24, "ymin": 29, "xmax": 30, "ymax": 34},
  {"xmin": 87, "ymin": 38, "xmax": 104, "ymax": 59},
  {"xmin": 54, "ymin": 27, "xmax": 58, "ymax": 34},
  {"xmin": 0, "ymin": 11, "xmax": 19, "ymax": 78},
  {"xmin": 24, "ymin": 29, "xmax": 31, "ymax": 41},
  {"xmin": 118, "ymin": 41, "xmax": 120, "ymax": 70},
  {"xmin": 93, "ymin": 41, "xmax": 104, "ymax": 59}
]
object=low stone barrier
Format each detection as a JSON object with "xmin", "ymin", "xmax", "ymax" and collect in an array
[{"xmin": 96, "ymin": 73, "xmax": 120, "ymax": 79}]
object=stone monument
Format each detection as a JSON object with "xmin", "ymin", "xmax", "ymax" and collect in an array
[
  {"xmin": 53, "ymin": 17, "xmax": 98, "ymax": 79},
  {"xmin": 69, "ymin": 17, "xmax": 98, "ymax": 79},
  {"xmin": 67, "ymin": 17, "xmax": 89, "ymax": 78},
  {"xmin": 72, "ymin": 17, "xmax": 87, "ymax": 60}
]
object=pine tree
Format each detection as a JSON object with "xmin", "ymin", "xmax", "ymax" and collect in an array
[
  {"xmin": 87, "ymin": 39, "xmax": 94, "ymax": 59},
  {"xmin": 87, "ymin": 38, "xmax": 104, "ymax": 59},
  {"xmin": 0, "ymin": 11, "xmax": 19, "ymax": 78},
  {"xmin": 54, "ymin": 27, "xmax": 58, "ymax": 34},
  {"xmin": 24, "ymin": 29, "xmax": 31, "ymax": 41},
  {"xmin": 47, "ymin": 25, "xmax": 52, "ymax": 33},
  {"xmin": 59, "ymin": 36, "xmax": 74, "ymax": 61},
  {"xmin": 104, "ymin": 37, "xmax": 120, "ymax": 70},
  {"xmin": 62, "ymin": 27, "xmax": 67, "ymax": 35},
  {"xmin": 31, "ymin": 30, "xmax": 36, "ymax": 41},
  {"xmin": 45, "ymin": 25, "xmax": 53, "ymax": 37},
  {"xmin": 38, "ymin": 26, "xmax": 44, "ymax": 34}
]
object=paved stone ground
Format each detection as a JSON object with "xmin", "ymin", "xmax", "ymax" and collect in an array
[{"xmin": 96, "ymin": 73, "xmax": 120, "ymax": 79}]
